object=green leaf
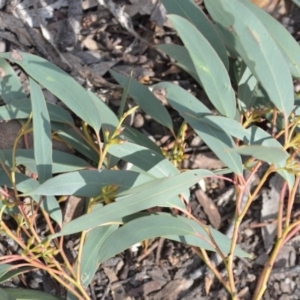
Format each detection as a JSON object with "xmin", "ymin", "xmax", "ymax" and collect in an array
[
  {"xmin": 168, "ymin": 14, "xmax": 236, "ymax": 118},
  {"xmin": 204, "ymin": 0, "xmax": 294, "ymax": 115},
  {"xmin": 79, "ymin": 225, "xmax": 118, "ymax": 287},
  {"xmin": 49, "ymin": 169, "xmax": 213, "ymax": 237},
  {"xmin": 98, "ymin": 213, "xmax": 249, "ymax": 264},
  {"xmin": 51, "ymin": 122, "xmax": 99, "ymax": 163},
  {"xmin": 232, "ymin": 145, "xmax": 287, "ymax": 165},
  {"xmin": 241, "ymin": 0, "xmax": 300, "ymax": 78},
  {"xmin": 293, "ymin": 0, "xmax": 300, "ymax": 7},
  {"xmin": 88, "ymin": 91, "xmax": 162, "ymax": 153},
  {"xmin": 0, "ymin": 58, "xmax": 27, "ymax": 103},
  {"xmin": 0, "ymin": 288, "xmax": 16, "ymax": 300},
  {"xmin": 157, "ymin": 44, "xmax": 201, "ymax": 85},
  {"xmin": 0, "ymin": 267, "xmax": 34, "ymax": 284},
  {"xmin": 154, "ymin": 82, "xmax": 243, "ymax": 175},
  {"xmin": 238, "ymin": 65, "xmax": 258, "ymax": 111},
  {"xmin": 195, "ymin": 115, "xmax": 250, "ymax": 142},
  {"xmin": 87, "ymin": 91, "xmax": 118, "ymax": 133},
  {"xmin": 0, "ymin": 169, "xmax": 62, "ymax": 225},
  {"xmin": 0, "ymin": 52, "xmax": 101, "ymax": 130},
  {"xmin": 123, "ymin": 126, "xmax": 162, "ymax": 154},
  {"xmin": 245, "ymin": 126, "xmax": 294, "ymax": 188},
  {"xmin": 1, "ymin": 288, "xmax": 62, "ymax": 300},
  {"xmin": 27, "ymin": 170, "xmax": 153, "ymax": 197},
  {"xmin": 107, "ymin": 142, "xmax": 179, "ymax": 178},
  {"xmin": 0, "ymin": 264, "xmax": 12, "ymax": 278},
  {"xmin": 0, "ymin": 99, "xmax": 74, "ymax": 124},
  {"xmin": 162, "ymin": 0, "xmax": 228, "ymax": 70},
  {"xmin": 29, "ymin": 78, "xmax": 52, "ymax": 183},
  {"xmin": 108, "ymin": 142, "xmax": 190, "ymax": 205},
  {"xmin": 2, "ymin": 149, "xmax": 91, "ymax": 174},
  {"xmin": 110, "ymin": 70, "xmax": 173, "ymax": 131}
]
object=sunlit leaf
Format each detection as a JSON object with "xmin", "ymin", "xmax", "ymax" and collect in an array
[
  {"xmin": 98, "ymin": 213, "xmax": 249, "ymax": 264},
  {"xmin": 79, "ymin": 225, "xmax": 118, "ymax": 287},
  {"xmin": 162, "ymin": 0, "xmax": 228, "ymax": 69},
  {"xmin": 168, "ymin": 14, "xmax": 236, "ymax": 118},
  {"xmin": 49, "ymin": 169, "xmax": 213, "ymax": 237},
  {"xmin": 27, "ymin": 170, "xmax": 153, "ymax": 197},
  {"xmin": 241, "ymin": 0, "xmax": 300, "ymax": 78},
  {"xmin": 0, "ymin": 52, "xmax": 101, "ymax": 130},
  {"xmin": 204, "ymin": 0, "xmax": 294, "ymax": 115}
]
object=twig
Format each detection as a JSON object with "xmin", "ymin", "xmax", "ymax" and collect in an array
[{"xmin": 137, "ymin": 240, "xmax": 159, "ymax": 262}]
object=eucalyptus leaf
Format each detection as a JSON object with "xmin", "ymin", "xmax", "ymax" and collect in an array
[
  {"xmin": 49, "ymin": 169, "xmax": 213, "ymax": 238},
  {"xmin": 0, "ymin": 52, "xmax": 101, "ymax": 130},
  {"xmin": 0, "ymin": 98, "xmax": 74, "ymax": 124},
  {"xmin": 204, "ymin": 0, "xmax": 294, "ymax": 115},
  {"xmin": 0, "ymin": 169, "xmax": 62, "ymax": 224},
  {"xmin": 98, "ymin": 213, "xmax": 249, "ymax": 264},
  {"xmin": 241, "ymin": 0, "xmax": 300, "ymax": 78},
  {"xmin": 29, "ymin": 78, "xmax": 52, "ymax": 183},
  {"xmin": 156, "ymin": 44, "xmax": 201, "ymax": 86},
  {"xmin": 162, "ymin": 0, "xmax": 228, "ymax": 69},
  {"xmin": 79, "ymin": 225, "xmax": 118, "ymax": 287},
  {"xmin": 110, "ymin": 70, "xmax": 173, "ymax": 131},
  {"xmin": 1, "ymin": 288, "xmax": 62, "ymax": 300},
  {"xmin": 2, "ymin": 149, "xmax": 91, "ymax": 174},
  {"xmin": 154, "ymin": 82, "xmax": 243, "ymax": 175},
  {"xmin": 27, "ymin": 170, "xmax": 153, "ymax": 197},
  {"xmin": 232, "ymin": 145, "xmax": 287, "ymax": 165},
  {"xmin": 168, "ymin": 15, "xmax": 236, "ymax": 118}
]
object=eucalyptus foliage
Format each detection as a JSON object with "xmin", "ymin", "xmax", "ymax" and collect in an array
[{"xmin": 0, "ymin": 0, "xmax": 298, "ymax": 299}]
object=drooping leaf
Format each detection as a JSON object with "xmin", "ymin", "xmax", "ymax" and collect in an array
[
  {"xmin": 241, "ymin": 0, "xmax": 300, "ymax": 78},
  {"xmin": 110, "ymin": 70, "xmax": 173, "ymax": 131},
  {"xmin": 123, "ymin": 125, "xmax": 162, "ymax": 154},
  {"xmin": 238, "ymin": 65, "xmax": 258, "ymax": 111},
  {"xmin": 79, "ymin": 225, "xmax": 118, "ymax": 287},
  {"xmin": 0, "ymin": 267, "xmax": 34, "ymax": 284},
  {"xmin": 51, "ymin": 122, "xmax": 99, "ymax": 163},
  {"xmin": 232, "ymin": 145, "xmax": 287, "ymax": 165},
  {"xmin": 245, "ymin": 126, "xmax": 294, "ymax": 188},
  {"xmin": 168, "ymin": 14, "xmax": 236, "ymax": 118},
  {"xmin": 204, "ymin": 0, "xmax": 294, "ymax": 115},
  {"xmin": 162, "ymin": 0, "xmax": 228, "ymax": 69},
  {"xmin": 98, "ymin": 213, "xmax": 249, "ymax": 264},
  {"xmin": 27, "ymin": 170, "xmax": 153, "ymax": 197},
  {"xmin": 0, "ymin": 264, "xmax": 12, "ymax": 278},
  {"xmin": 193, "ymin": 115, "xmax": 250, "ymax": 142},
  {"xmin": 154, "ymin": 82, "xmax": 243, "ymax": 175},
  {"xmin": 107, "ymin": 142, "xmax": 179, "ymax": 178},
  {"xmin": 49, "ymin": 169, "xmax": 213, "ymax": 237},
  {"xmin": 88, "ymin": 91, "xmax": 161, "ymax": 154},
  {"xmin": 0, "ymin": 52, "xmax": 101, "ymax": 130},
  {"xmin": 29, "ymin": 78, "xmax": 52, "ymax": 183},
  {"xmin": 156, "ymin": 44, "xmax": 201, "ymax": 86},
  {"xmin": 2, "ymin": 149, "xmax": 91, "ymax": 174},
  {"xmin": 0, "ymin": 169, "xmax": 62, "ymax": 225},
  {"xmin": 0, "ymin": 98, "xmax": 74, "ymax": 124}
]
